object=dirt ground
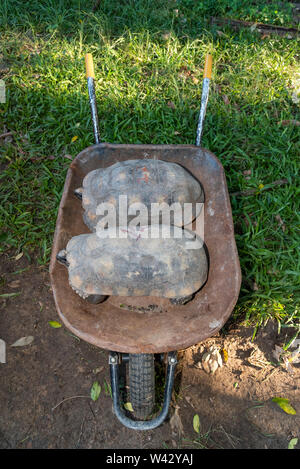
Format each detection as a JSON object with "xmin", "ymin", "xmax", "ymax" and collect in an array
[{"xmin": 0, "ymin": 254, "xmax": 299, "ymax": 450}]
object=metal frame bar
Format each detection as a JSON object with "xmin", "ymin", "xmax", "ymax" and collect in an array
[
  {"xmin": 87, "ymin": 76, "xmax": 100, "ymax": 144},
  {"xmin": 196, "ymin": 77, "xmax": 210, "ymax": 147}
]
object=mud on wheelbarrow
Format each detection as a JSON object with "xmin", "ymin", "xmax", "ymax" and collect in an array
[{"xmin": 49, "ymin": 55, "xmax": 241, "ymax": 430}]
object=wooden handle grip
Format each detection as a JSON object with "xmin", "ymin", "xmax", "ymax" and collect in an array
[
  {"xmin": 203, "ymin": 54, "xmax": 212, "ymax": 79},
  {"xmin": 85, "ymin": 53, "xmax": 95, "ymax": 78}
]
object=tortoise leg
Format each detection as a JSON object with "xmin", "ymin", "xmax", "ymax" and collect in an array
[
  {"xmin": 170, "ymin": 293, "xmax": 194, "ymax": 305},
  {"xmin": 85, "ymin": 294, "xmax": 109, "ymax": 304}
]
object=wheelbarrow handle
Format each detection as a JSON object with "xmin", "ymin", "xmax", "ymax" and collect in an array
[
  {"xmin": 196, "ymin": 53, "xmax": 213, "ymax": 147},
  {"xmin": 85, "ymin": 52, "xmax": 211, "ymax": 147},
  {"xmin": 203, "ymin": 53, "xmax": 213, "ymax": 79},
  {"xmin": 85, "ymin": 53, "xmax": 101, "ymax": 144},
  {"xmin": 85, "ymin": 53, "xmax": 95, "ymax": 79}
]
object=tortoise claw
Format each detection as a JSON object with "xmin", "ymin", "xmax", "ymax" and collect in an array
[
  {"xmin": 170, "ymin": 294, "xmax": 194, "ymax": 305},
  {"xmin": 56, "ymin": 249, "xmax": 69, "ymax": 267},
  {"xmin": 86, "ymin": 294, "xmax": 109, "ymax": 304},
  {"xmin": 74, "ymin": 187, "xmax": 83, "ymax": 200}
]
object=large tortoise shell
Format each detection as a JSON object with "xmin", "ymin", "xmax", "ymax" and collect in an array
[
  {"xmin": 79, "ymin": 159, "xmax": 204, "ymax": 231},
  {"xmin": 61, "ymin": 225, "xmax": 207, "ymax": 300}
]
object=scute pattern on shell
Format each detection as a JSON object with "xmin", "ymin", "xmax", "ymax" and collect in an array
[
  {"xmin": 63, "ymin": 225, "xmax": 208, "ymax": 299},
  {"xmin": 81, "ymin": 159, "xmax": 204, "ymax": 231}
]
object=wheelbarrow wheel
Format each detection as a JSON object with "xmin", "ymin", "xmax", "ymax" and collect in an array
[{"xmin": 129, "ymin": 353, "xmax": 155, "ymax": 420}]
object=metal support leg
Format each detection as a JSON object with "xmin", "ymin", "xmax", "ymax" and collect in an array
[{"xmin": 109, "ymin": 351, "xmax": 177, "ymax": 430}]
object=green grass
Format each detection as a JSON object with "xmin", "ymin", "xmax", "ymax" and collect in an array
[{"xmin": 0, "ymin": 0, "xmax": 299, "ymax": 331}]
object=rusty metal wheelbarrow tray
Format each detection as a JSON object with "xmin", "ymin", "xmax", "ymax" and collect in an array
[{"xmin": 49, "ymin": 142, "xmax": 241, "ymax": 354}]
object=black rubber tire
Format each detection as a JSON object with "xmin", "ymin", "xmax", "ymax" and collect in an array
[{"xmin": 129, "ymin": 353, "xmax": 155, "ymax": 420}]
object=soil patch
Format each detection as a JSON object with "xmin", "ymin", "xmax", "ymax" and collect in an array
[{"xmin": 0, "ymin": 255, "xmax": 299, "ymax": 449}]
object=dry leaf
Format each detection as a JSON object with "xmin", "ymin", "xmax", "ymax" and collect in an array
[
  {"xmin": 0, "ymin": 131, "xmax": 13, "ymax": 139},
  {"xmin": 243, "ymin": 169, "xmax": 252, "ymax": 176},
  {"xmin": 15, "ymin": 252, "xmax": 23, "ymax": 261},
  {"xmin": 8, "ymin": 280, "xmax": 20, "ymax": 289},
  {"xmin": 222, "ymin": 94, "xmax": 230, "ymax": 105},
  {"xmin": 5, "ymin": 134, "xmax": 13, "ymax": 143},
  {"xmin": 272, "ymin": 344, "xmax": 284, "ymax": 362},
  {"xmin": 64, "ymin": 154, "xmax": 73, "ymax": 160},
  {"xmin": 71, "ymin": 135, "xmax": 78, "ymax": 143},
  {"xmin": 162, "ymin": 32, "xmax": 171, "ymax": 40},
  {"xmin": 202, "ymin": 360, "xmax": 211, "ymax": 374},
  {"xmin": 278, "ymin": 120, "xmax": 300, "ymax": 126},
  {"xmin": 93, "ymin": 366, "xmax": 104, "ymax": 374},
  {"xmin": 216, "ymin": 350, "xmax": 223, "ymax": 367},
  {"xmin": 185, "ymin": 396, "xmax": 195, "ymax": 408},
  {"xmin": 170, "ymin": 407, "xmax": 184, "ymax": 438},
  {"xmin": 213, "ymin": 84, "xmax": 221, "ymax": 95},
  {"xmin": 272, "ymin": 345, "xmax": 297, "ymax": 373},
  {"xmin": 201, "ymin": 347, "xmax": 223, "ymax": 374},
  {"xmin": 209, "ymin": 359, "xmax": 219, "ymax": 374},
  {"xmin": 275, "ymin": 214, "xmax": 286, "ymax": 232},
  {"xmin": 291, "ymin": 92, "xmax": 300, "ymax": 104},
  {"xmin": 167, "ymin": 101, "xmax": 176, "ymax": 109},
  {"xmin": 283, "ymin": 356, "xmax": 294, "ymax": 373},
  {"xmin": 11, "ymin": 336, "xmax": 34, "ymax": 347},
  {"xmin": 290, "ymin": 346, "xmax": 300, "ymax": 363}
]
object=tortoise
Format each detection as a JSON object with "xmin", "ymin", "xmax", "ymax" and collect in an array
[
  {"xmin": 74, "ymin": 159, "xmax": 204, "ymax": 231},
  {"xmin": 56, "ymin": 224, "xmax": 208, "ymax": 305}
]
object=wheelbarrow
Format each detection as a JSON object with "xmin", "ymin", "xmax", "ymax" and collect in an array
[{"xmin": 49, "ymin": 53, "xmax": 241, "ymax": 430}]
